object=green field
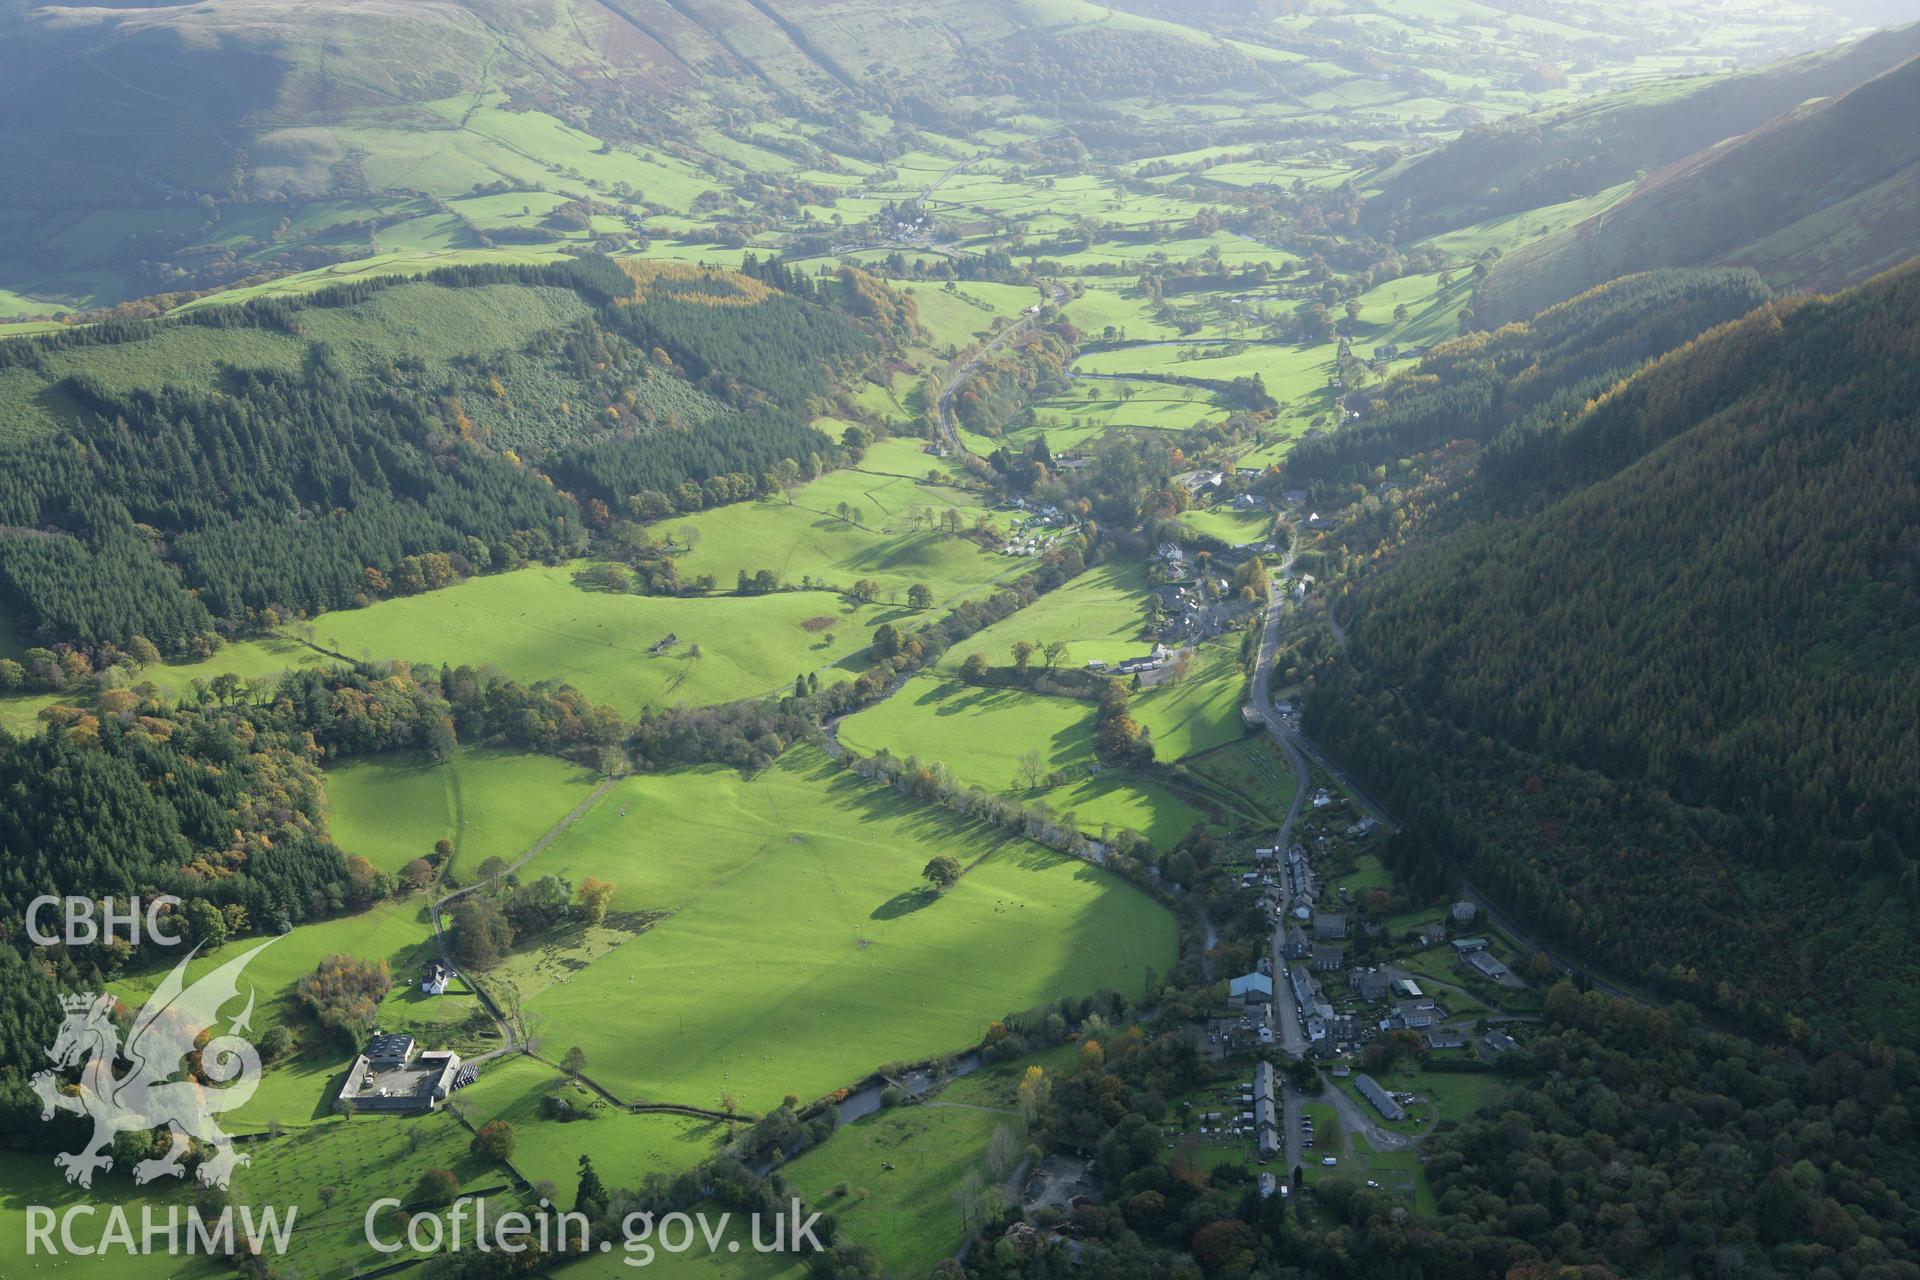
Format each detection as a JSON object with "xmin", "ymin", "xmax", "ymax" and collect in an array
[
  {"xmin": 667, "ymin": 457, "xmax": 1019, "ymax": 608},
  {"xmin": 1180, "ymin": 504, "xmax": 1279, "ymax": 547},
  {"xmin": 781, "ymin": 1100, "xmax": 1011, "ymax": 1277},
  {"xmin": 315, "ymin": 566, "xmax": 899, "ymax": 714},
  {"xmin": 934, "ymin": 562, "xmax": 1156, "ymax": 675},
  {"xmin": 324, "ymin": 747, "xmax": 600, "ymax": 876},
  {"xmin": 229, "ymin": 1114, "xmax": 515, "ymax": 1278},
  {"xmin": 1131, "ymin": 642, "xmax": 1255, "ymax": 764},
  {"xmin": 484, "ymin": 748, "xmax": 1173, "ymax": 1112},
  {"xmin": 909, "ymin": 282, "xmax": 1048, "ymax": 351},
  {"xmin": 1176, "ymin": 738, "xmax": 1297, "ymax": 830},
  {"xmin": 0, "ymin": 1152, "xmax": 225, "ymax": 1278},
  {"xmin": 836, "ymin": 675, "xmax": 1210, "ymax": 846},
  {"xmin": 1030, "ymin": 379, "xmax": 1232, "ymax": 441},
  {"xmin": 450, "ymin": 1055, "xmax": 725, "ymax": 1192}
]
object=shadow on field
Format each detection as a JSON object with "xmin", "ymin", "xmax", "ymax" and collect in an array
[{"xmin": 870, "ymin": 887, "xmax": 939, "ymax": 920}]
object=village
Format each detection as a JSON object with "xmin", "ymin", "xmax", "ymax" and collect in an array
[{"xmin": 1167, "ymin": 778, "xmax": 1542, "ymax": 1205}]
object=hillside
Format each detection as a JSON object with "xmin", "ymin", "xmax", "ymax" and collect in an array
[
  {"xmin": 1367, "ymin": 21, "xmax": 1920, "ymax": 238},
  {"xmin": 1472, "ymin": 54, "xmax": 1920, "ymax": 324},
  {"xmin": 0, "ymin": 254, "xmax": 877, "ymax": 651},
  {"xmin": 1308, "ymin": 261, "xmax": 1920, "ymax": 1041}
]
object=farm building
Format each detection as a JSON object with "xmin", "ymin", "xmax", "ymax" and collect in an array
[
  {"xmin": 337, "ymin": 1032, "xmax": 465, "ymax": 1115},
  {"xmin": 1356, "ymin": 1074, "xmax": 1406, "ymax": 1122},
  {"xmin": 1467, "ymin": 950, "xmax": 1514, "ymax": 982}
]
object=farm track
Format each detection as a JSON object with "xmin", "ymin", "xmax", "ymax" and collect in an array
[
  {"xmin": 430, "ymin": 776, "xmax": 617, "ymax": 1062},
  {"xmin": 935, "ymin": 280, "xmax": 1068, "ymax": 457}
]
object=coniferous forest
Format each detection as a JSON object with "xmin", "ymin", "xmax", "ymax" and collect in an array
[
  {"xmin": 0, "ymin": 256, "xmax": 874, "ymax": 651},
  {"xmin": 1304, "ymin": 263, "xmax": 1920, "ymax": 1046}
]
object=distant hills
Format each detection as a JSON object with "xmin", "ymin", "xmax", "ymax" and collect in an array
[
  {"xmin": 1368, "ymin": 21, "xmax": 1920, "ymax": 239},
  {"xmin": 1471, "ymin": 54, "xmax": 1920, "ymax": 324}
]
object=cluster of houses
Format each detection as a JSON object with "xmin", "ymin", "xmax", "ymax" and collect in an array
[
  {"xmin": 1087, "ymin": 643, "xmax": 1173, "ymax": 678},
  {"xmin": 1244, "ymin": 815, "xmax": 1529, "ymax": 1067},
  {"xmin": 1155, "ymin": 579, "xmax": 1241, "ymax": 644}
]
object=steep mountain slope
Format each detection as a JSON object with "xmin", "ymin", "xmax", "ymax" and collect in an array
[
  {"xmin": 1367, "ymin": 21, "xmax": 1920, "ymax": 238},
  {"xmin": 1472, "ymin": 55, "xmax": 1920, "ymax": 324},
  {"xmin": 0, "ymin": 0, "xmax": 1006, "ymax": 204},
  {"xmin": 1309, "ymin": 260, "xmax": 1920, "ymax": 1041}
]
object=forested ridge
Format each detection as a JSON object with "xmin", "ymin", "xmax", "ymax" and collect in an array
[
  {"xmin": 1282, "ymin": 267, "xmax": 1774, "ymax": 490},
  {"xmin": 1306, "ymin": 262, "xmax": 1920, "ymax": 1045},
  {"xmin": 0, "ymin": 256, "xmax": 877, "ymax": 653},
  {"xmin": 1472, "ymin": 54, "xmax": 1920, "ymax": 324},
  {"xmin": 1365, "ymin": 20, "xmax": 1920, "ymax": 238}
]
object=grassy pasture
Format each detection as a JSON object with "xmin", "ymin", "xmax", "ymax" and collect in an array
[
  {"xmin": 496, "ymin": 749, "xmax": 1173, "ymax": 1113},
  {"xmin": 1066, "ymin": 287, "xmax": 1183, "ymax": 341},
  {"xmin": 835, "ymin": 675, "xmax": 1208, "ymax": 847},
  {"xmin": 782, "ymin": 1101, "xmax": 1010, "ymax": 1277},
  {"xmin": 1131, "ymin": 642, "xmax": 1254, "ymax": 764},
  {"xmin": 324, "ymin": 747, "xmax": 599, "ymax": 877},
  {"xmin": 228, "ymin": 1114, "xmax": 515, "ymax": 1277},
  {"xmin": 1075, "ymin": 341, "xmax": 1335, "ymax": 409},
  {"xmin": 934, "ymin": 561, "xmax": 1155, "ymax": 675},
  {"xmin": 1175, "ymin": 737, "xmax": 1296, "ymax": 831},
  {"xmin": 1034, "ymin": 380, "xmax": 1231, "ymax": 439},
  {"xmin": 316, "ymin": 565, "xmax": 897, "ymax": 714},
  {"xmin": 1180, "ymin": 504, "xmax": 1278, "ymax": 546},
  {"xmin": 666, "ymin": 464, "xmax": 1017, "ymax": 607},
  {"xmin": 0, "ymin": 1152, "xmax": 223, "ymax": 1279},
  {"xmin": 908, "ymin": 282, "xmax": 1046, "ymax": 352},
  {"xmin": 450, "ymin": 1055, "xmax": 724, "ymax": 1192}
]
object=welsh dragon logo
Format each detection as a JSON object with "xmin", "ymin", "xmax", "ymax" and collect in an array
[{"xmin": 31, "ymin": 940, "xmax": 273, "ymax": 1190}]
